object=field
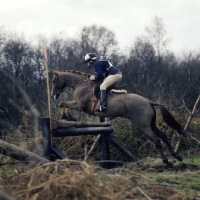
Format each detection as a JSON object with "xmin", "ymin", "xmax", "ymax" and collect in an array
[
  {"xmin": 136, "ymin": 156, "xmax": 200, "ymax": 198},
  {"xmin": 0, "ymin": 155, "xmax": 200, "ymax": 200}
]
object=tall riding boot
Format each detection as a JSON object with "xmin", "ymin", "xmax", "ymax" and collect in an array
[{"xmin": 94, "ymin": 90, "xmax": 107, "ymax": 112}]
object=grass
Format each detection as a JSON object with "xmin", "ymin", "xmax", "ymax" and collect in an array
[
  {"xmin": 136, "ymin": 156, "xmax": 200, "ymax": 198},
  {"xmin": 183, "ymin": 155, "xmax": 200, "ymax": 164}
]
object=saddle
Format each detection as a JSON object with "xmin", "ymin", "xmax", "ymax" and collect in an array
[{"xmin": 93, "ymin": 83, "xmax": 127, "ymax": 98}]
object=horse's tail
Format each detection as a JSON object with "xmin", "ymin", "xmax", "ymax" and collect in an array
[{"xmin": 150, "ymin": 101, "xmax": 187, "ymax": 137}]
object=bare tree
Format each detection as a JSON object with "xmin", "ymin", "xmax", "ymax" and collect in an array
[
  {"xmin": 122, "ymin": 37, "xmax": 158, "ymax": 97},
  {"xmin": 79, "ymin": 25, "xmax": 120, "ymax": 63},
  {"xmin": 145, "ymin": 16, "xmax": 170, "ymax": 57}
]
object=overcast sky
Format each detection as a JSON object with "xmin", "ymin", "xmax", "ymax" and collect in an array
[{"xmin": 0, "ymin": 0, "xmax": 200, "ymax": 56}]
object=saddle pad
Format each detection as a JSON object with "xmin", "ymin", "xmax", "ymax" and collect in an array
[{"xmin": 110, "ymin": 89, "xmax": 127, "ymax": 94}]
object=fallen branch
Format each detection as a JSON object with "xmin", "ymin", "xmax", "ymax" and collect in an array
[
  {"xmin": 0, "ymin": 139, "xmax": 49, "ymax": 164},
  {"xmin": 0, "ymin": 161, "xmax": 30, "ymax": 166}
]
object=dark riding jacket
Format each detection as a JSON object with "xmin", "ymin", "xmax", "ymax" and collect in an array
[{"xmin": 92, "ymin": 60, "xmax": 121, "ymax": 81}]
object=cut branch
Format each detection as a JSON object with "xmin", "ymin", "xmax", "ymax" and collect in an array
[
  {"xmin": 84, "ymin": 134, "xmax": 101, "ymax": 162},
  {"xmin": 175, "ymin": 94, "xmax": 200, "ymax": 152},
  {"xmin": 184, "ymin": 94, "xmax": 200, "ymax": 131}
]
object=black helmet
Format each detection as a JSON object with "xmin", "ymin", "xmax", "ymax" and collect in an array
[{"xmin": 84, "ymin": 53, "xmax": 97, "ymax": 63}]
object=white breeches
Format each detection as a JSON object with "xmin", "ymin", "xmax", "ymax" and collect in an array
[{"xmin": 100, "ymin": 73, "xmax": 122, "ymax": 90}]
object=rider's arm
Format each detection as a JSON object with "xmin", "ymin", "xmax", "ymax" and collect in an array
[{"xmin": 93, "ymin": 62, "xmax": 104, "ymax": 81}]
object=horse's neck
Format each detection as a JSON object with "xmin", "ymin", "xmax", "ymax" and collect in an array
[{"xmin": 62, "ymin": 73, "xmax": 85, "ymax": 89}]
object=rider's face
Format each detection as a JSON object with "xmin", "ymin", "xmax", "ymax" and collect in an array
[{"xmin": 87, "ymin": 60, "xmax": 94, "ymax": 67}]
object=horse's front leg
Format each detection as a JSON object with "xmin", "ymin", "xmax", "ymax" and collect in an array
[{"xmin": 60, "ymin": 100, "xmax": 80, "ymax": 111}]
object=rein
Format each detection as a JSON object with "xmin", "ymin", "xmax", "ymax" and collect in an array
[{"xmin": 75, "ymin": 75, "xmax": 91, "ymax": 88}]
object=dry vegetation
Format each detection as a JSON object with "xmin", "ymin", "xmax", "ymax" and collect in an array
[{"xmin": 0, "ymin": 158, "xmax": 197, "ymax": 200}]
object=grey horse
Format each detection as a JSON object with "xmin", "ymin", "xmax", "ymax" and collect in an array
[{"xmin": 51, "ymin": 70, "xmax": 187, "ymax": 166}]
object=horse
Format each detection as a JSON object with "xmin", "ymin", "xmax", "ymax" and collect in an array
[{"xmin": 51, "ymin": 70, "xmax": 187, "ymax": 166}]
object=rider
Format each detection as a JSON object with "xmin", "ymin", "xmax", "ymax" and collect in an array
[{"xmin": 84, "ymin": 53, "xmax": 122, "ymax": 112}]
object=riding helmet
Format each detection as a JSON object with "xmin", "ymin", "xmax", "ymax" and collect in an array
[{"xmin": 84, "ymin": 53, "xmax": 97, "ymax": 63}]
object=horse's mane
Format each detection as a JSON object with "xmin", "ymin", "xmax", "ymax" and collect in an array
[{"xmin": 53, "ymin": 69, "xmax": 91, "ymax": 77}]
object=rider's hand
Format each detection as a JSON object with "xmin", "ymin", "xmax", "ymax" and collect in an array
[{"xmin": 89, "ymin": 75, "xmax": 95, "ymax": 81}]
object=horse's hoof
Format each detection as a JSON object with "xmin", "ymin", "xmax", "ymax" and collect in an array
[
  {"xmin": 167, "ymin": 161, "xmax": 174, "ymax": 168},
  {"xmin": 172, "ymin": 153, "xmax": 183, "ymax": 161},
  {"xmin": 176, "ymin": 155, "xmax": 183, "ymax": 162}
]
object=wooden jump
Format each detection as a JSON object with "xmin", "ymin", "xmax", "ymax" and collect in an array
[{"xmin": 41, "ymin": 117, "xmax": 138, "ymax": 169}]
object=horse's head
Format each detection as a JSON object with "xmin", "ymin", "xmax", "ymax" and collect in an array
[
  {"xmin": 51, "ymin": 70, "xmax": 93, "ymax": 99},
  {"xmin": 51, "ymin": 71, "xmax": 66, "ymax": 100}
]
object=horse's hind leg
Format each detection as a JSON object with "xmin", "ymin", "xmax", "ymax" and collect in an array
[
  {"xmin": 140, "ymin": 127, "xmax": 171, "ymax": 166},
  {"xmin": 151, "ymin": 125, "xmax": 183, "ymax": 161}
]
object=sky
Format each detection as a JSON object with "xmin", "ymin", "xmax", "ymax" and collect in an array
[{"xmin": 0, "ymin": 0, "xmax": 200, "ymax": 56}]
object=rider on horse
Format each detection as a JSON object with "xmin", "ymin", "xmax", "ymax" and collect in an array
[{"xmin": 84, "ymin": 53, "xmax": 122, "ymax": 112}]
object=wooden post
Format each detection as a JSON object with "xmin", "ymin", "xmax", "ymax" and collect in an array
[
  {"xmin": 41, "ymin": 117, "xmax": 51, "ymax": 158},
  {"xmin": 100, "ymin": 117, "xmax": 110, "ymax": 169},
  {"xmin": 41, "ymin": 117, "xmax": 66, "ymax": 160},
  {"xmin": 43, "ymin": 47, "xmax": 53, "ymax": 146}
]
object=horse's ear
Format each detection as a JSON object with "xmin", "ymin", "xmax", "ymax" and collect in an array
[{"xmin": 52, "ymin": 70, "xmax": 58, "ymax": 75}]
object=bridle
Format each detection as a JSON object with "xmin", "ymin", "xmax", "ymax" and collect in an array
[
  {"xmin": 52, "ymin": 73, "xmax": 92, "ymax": 99},
  {"xmin": 51, "ymin": 74, "xmax": 66, "ymax": 100}
]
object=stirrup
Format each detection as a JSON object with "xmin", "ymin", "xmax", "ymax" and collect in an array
[
  {"xmin": 94, "ymin": 106, "xmax": 101, "ymax": 112},
  {"xmin": 101, "ymin": 106, "xmax": 107, "ymax": 112},
  {"xmin": 94, "ymin": 106, "xmax": 107, "ymax": 112}
]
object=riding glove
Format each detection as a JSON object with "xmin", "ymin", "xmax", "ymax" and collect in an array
[{"xmin": 89, "ymin": 75, "xmax": 95, "ymax": 81}]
